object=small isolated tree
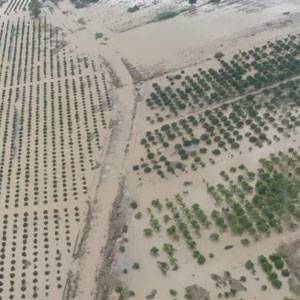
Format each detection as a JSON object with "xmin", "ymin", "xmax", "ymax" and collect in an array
[
  {"xmin": 210, "ymin": 233, "xmax": 220, "ymax": 242},
  {"xmin": 245, "ymin": 260, "xmax": 254, "ymax": 271},
  {"xmin": 130, "ymin": 201, "xmax": 138, "ymax": 209},
  {"xmin": 214, "ymin": 51, "xmax": 224, "ymax": 59},
  {"xmin": 29, "ymin": 0, "xmax": 41, "ymax": 17},
  {"xmin": 281, "ymin": 269, "xmax": 290, "ymax": 277},
  {"xmin": 150, "ymin": 247, "xmax": 159, "ymax": 257},
  {"xmin": 143, "ymin": 228, "xmax": 153, "ymax": 237},
  {"xmin": 132, "ymin": 262, "xmax": 140, "ymax": 270},
  {"xmin": 197, "ymin": 254, "xmax": 206, "ymax": 265},
  {"xmin": 95, "ymin": 32, "xmax": 104, "ymax": 39}
]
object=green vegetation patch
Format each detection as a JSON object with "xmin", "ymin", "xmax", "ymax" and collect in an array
[
  {"xmin": 127, "ymin": 5, "xmax": 140, "ymax": 13},
  {"xmin": 95, "ymin": 32, "xmax": 104, "ymax": 39},
  {"xmin": 29, "ymin": 0, "xmax": 42, "ymax": 17},
  {"xmin": 155, "ymin": 10, "xmax": 179, "ymax": 22}
]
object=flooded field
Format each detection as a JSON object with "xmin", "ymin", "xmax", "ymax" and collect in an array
[
  {"xmin": 0, "ymin": 0, "xmax": 299, "ymax": 300},
  {"xmin": 0, "ymin": 5, "xmax": 114, "ymax": 300}
]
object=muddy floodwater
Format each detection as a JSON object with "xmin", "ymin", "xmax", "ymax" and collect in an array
[{"xmin": 0, "ymin": 0, "xmax": 299, "ymax": 299}]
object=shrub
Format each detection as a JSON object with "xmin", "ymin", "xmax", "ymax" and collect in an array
[
  {"xmin": 210, "ymin": 233, "xmax": 220, "ymax": 241},
  {"xmin": 144, "ymin": 228, "xmax": 153, "ymax": 237},
  {"xmin": 281, "ymin": 269, "xmax": 290, "ymax": 277},
  {"xmin": 155, "ymin": 11, "xmax": 179, "ymax": 21},
  {"xmin": 130, "ymin": 202, "xmax": 138, "ymax": 209},
  {"xmin": 241, "ymin": 238, "xmax": 250, "ymax": 246},
  {"xmin": 245, "ymin": 260, "xmax": 254, "ymax": 270},
  {"xmin": 132, "ymin": 262, "xmax": 140, "ymax": 270},
  {"xmin": 127, "ymin": 5, "xmax": 140, "ymax": 13},
  {"xmin": 115, "ymin": 286, "xmax": 123, "ymax": 293},
  {"xmin": 157, "ymin": 261, "xmax": 169, "ymax": 275},
  {"xmin": 29, "ymin": 0, "xmax": 41, "ymax": 17},
  {"xmin": 212, "ymin": 149, "xmax": 221, "ymax": 155},
  {"xmin": 150, "ymin": 247, "xmax": 159, "ymax": 257},
  {"xmin": 197, "ymin": 254, "xmax": 206, "ymax": 265},
  {"xmin": 95, "ymin": 32, "xmax": 104, "ymax": 39},
  {"xmin": 214, "ymin": 51, "xmax": 224, "ymax": 59},
  {"xmin": 261, "ymin": 284, "xmax": 267, "ymax": 291},
  {"xmin": 132, "ymin": 165, "xmax": 139, "ymax": 171},
  {"xmin": 274, "ymin": 259, "xmax": 284, "ymax": 270},
  {"xmin": 134, "ymin": 212, "xmax": 142, "ymax": 219},
  {"xmin": 144, "ymin": 167, "xmax": 152, "ymax": 173},
  {"xmin": 271, "ymin": 279, "xmax": 282, "ymax": 289}
]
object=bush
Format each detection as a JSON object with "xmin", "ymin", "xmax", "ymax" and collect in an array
[
  {"xmin": 271, "ymin": 279, "xmax": 282, "ymax": 289},
  {"xmin": 132, "ymin": 165, "xmax": 139, "ymax": 171},
  {"xmin": 155, "ymin": 11, "xmax": 179, "ymax": 21},
  {"xmin": 212, "ymin": 149, "xmax": 221, "ymax": 155},
  {"xmin": 288, "ymin": 278, "xmax": 300, "ymax": 295},
  {"xmin": 241, "ymin": 238, "xmax": 250, "ymax": 246},
  {"xmin": 245, "ymin": 260, "xmax": 254, "ymax": 270},
  {"xmin": 29, "ymin": 0, "xmax": 41, "ymax": 17},
  {"xmin": 197, "ymin": 254, "xmax": 206, "ymax": 265},
  {"xmin": 95, "ymin": 32, "xmax": 103, "ymax": 39},
  {"xmin": 214, "ymin": 51, "xmax": 224, "ymax": 59},
  {"xmin": 130, "ymin": 201, "xmax": 138, "ymax": 209},
  {"xmin": 144, "ymin": 228, "xmax": 153, "ymax": 237},
  {"xmin": 127, "ymin": 5, "xmax": 140, "ymax": 13},
  {"xmin": 144, "ymin": 167, "xmax": 152, "ymax": 173},
  {"xmin": 132, "ymin": 262, "xmax": 140, "ymax": 270},
  {"xmin": 210, "ymin": 233, "xmax": 220, "ymax": 241},
  {"xmin": 281, "ymin": 269, "xmax": 290, "ymax": 277},
  {"xmin": 150, "ymin": 247, "xmax": 159, "ymax": 257},
  {"xmin": 261, "ymin": 284, "xmax": 267, "ymax": 291},
  {"xmin": 115, "ymin": 286, "xmax": 123, "ymax": 293},
  {"xmin": 274, "ymin": 259, "xmax": 284, "ymax": 270}
]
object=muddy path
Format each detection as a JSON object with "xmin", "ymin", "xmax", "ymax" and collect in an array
[
  {"xmin": 62, "ymin": 51, "xmax": 136, "ymax": 300},
  {"xmin": 47, "ymin": 6, "xmax": 138, "ymax": 300}
]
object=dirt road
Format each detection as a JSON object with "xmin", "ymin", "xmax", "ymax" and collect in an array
[{"xmin": 48, "ymin": 7, "xmax": 138, "ymax": 300}]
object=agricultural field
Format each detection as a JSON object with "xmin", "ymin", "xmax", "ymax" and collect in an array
[
  {"xmin": 132, "ymin": 34, "xmax": 300, "ymax": 179},
  {"xmin": 0, "ymin": 3, "xmax": 113, "ymax": 300},
  {"xmin": 0, "ymin": 0, "xmax": 300, "ymax": 300},
  {"xmin": 122, "ymin": 149, "xmax": 300, "ymax": 299},
  {"xmin": 119, "ymin": 38, "xmax": 300, "ymax": 297},
  {"xmin": 1, "ymin": 0, "xmax": 30, "ymax": 15}
]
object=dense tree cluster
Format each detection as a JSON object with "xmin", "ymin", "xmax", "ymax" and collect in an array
[
  {"xmin": 145, "ymin": 34, "xmax": 300, "ymax": 123},
  {"xmin": 208, "ymin": 149, "xmax": 300, "ymax": 241},
  {"xmin": 142, "ymin": 150, "xmax": 300, "ymax": 287},
  {"xmin": 134, "ymin": 77, "xmax": 300, "ymax": 177}
]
